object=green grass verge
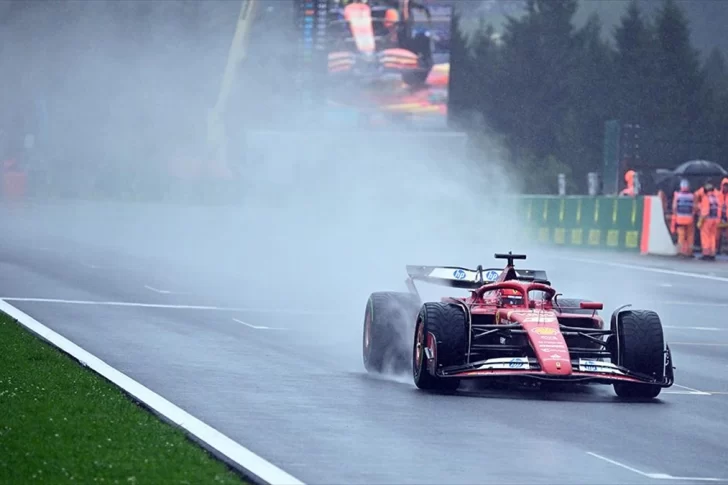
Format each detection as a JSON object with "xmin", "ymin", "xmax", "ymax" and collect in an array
[{"xmin": 0, "ymin": 313, "xmax": 248, "ymax": 484}]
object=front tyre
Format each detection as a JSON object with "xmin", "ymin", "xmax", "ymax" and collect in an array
[
  {"xmin": 413, "ymin": 302, "xmax": 467, "ymax": 392},
  {"xmin": 611, "ymin": 310, "xmax": 666, "ymax": 399}
]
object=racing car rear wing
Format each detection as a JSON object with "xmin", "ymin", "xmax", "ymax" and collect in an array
[{"xmin": 405, "ymin": 265, "xmax": 550, "ymax": 292}]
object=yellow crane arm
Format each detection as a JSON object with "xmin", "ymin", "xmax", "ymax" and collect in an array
[{"xmin": 207, "ymin": 0, "xmax": 259, "ymax": 165}]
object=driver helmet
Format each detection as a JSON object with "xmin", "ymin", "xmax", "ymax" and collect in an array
[
  {"xmin": 498, "ymin": 289, "xmax": 523, "ymax": 307},
  {"xmin": 384, "ymin": 8, "xmax": 399, "ymax": 29}
]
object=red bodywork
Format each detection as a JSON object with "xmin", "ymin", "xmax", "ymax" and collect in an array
[
  {"xmin": 410, "ymin": 260, "xmax": 671, "ymax": 387},
  {"xmin": 448, "ymin": 279, "xmax": 600, "ymax": 375}
]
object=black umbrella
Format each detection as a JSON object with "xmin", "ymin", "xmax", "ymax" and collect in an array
[{"xmin": 673, "ymin": 159, "xmax": 727, "ymax": 177}]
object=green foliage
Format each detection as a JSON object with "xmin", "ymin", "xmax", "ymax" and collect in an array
[
  {"xmin": 0, "ymin": 315, "xmax": 247, "ymax": 485},
  {"xmin": 457, "ymin": 0, "xmax": 728, "ymax": 193}
]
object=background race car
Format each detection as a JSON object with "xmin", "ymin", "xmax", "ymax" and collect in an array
[{"xmin": 327, "ymin": 0, "xmax": 441, "ymax": 87}]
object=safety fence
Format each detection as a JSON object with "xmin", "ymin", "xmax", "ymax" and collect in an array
[{"xmin": 519, "ymin": 196, "xmax": 646, "ymax": 252}]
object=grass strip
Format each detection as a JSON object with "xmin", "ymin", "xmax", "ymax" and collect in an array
[{"xmin": 0, "ymin": 313, "xmax": 248, "ymax": 484}]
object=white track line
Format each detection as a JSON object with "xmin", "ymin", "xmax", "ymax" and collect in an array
[
  {"xmin": 0, "ymin": 297, "xmax": 343, "ymax": 316},
  {"xmin": 662, "ymin": 391, "xmax": 713, "ymax": 395},
  {"xmin": 663, "ymin": 326, "xmax": 723, "ymax": 331},
  {"xmin": 586, "ymin": 452, "xmax": 650, "ymax": 477},
  {"xmin": 643, "ymin": 301, "xmax": 728, "ymax": 307},
  {"xmin": 587, "ymin": 452, "xmax": 727, "ymax": 481},
  {"xmin": 553, "ymin": 255, "xmax": 728, "ymax": 283},
  {"xmin": 144, "ymin": 285, "xmax": 172, "ymax": 294},
  {"xmin": 0, "ymin": 299, "xmax": 305, "ymax": 485},
  {"xmin": 670, "ymin": 342, "xmax": 728, "ymax": 347},
  {"xmin": 232, "ymin": 318, "xmax": 286, "ymax": 331},
  {"xmin": 1, "ymin": 297, "xmax": 240, "ymax": 311},
  {"xmin": 672, "ymin": 384, "xmax": 711, "ymax": 396}
]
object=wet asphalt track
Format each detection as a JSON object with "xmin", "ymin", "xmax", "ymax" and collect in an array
[{"xmin": 2, "ymin": 202, "xmax": 728, "ymax": 484}]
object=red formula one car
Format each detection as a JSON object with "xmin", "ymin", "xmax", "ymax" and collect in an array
[{"xmin": 362, "ymin": 252, "xmax": 675, "ymax": 399}]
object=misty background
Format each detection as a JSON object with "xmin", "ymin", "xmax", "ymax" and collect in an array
[
  {"xmin": 2, "ymin": 0, "xmax": 728, "ymax": 200},
  {"xmin": 0, "ymin": 0, "xmax": 708, "ymax": 376}
]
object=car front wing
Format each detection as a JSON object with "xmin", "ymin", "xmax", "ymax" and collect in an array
[{"xmin": 436, "ymin": 356, "xmax": 674, "ymax": 387}]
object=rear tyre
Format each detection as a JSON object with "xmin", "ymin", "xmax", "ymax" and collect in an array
[
  {"xmin": 363, "ymin": 291, "xmax": 422, "ymax": 374},
  {"xmin": 555, "ymin": 297, "xmax": 603, "ymax": 350},
  {"xmin": 611, "ymin": 310, "xmax": 666, "ymax": 399},
  {"xmin": 413, "ymin": 302, "xmax": 467, "ymax": 392}
]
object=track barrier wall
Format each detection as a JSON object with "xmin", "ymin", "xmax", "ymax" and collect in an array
[{"xmin": 519, "ymin": 195, "xmax": 676, "ymax": 255}]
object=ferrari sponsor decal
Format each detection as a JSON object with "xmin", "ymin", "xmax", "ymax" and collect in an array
[
  {"xmin": 476, "ymin": 357, "xmax": 530, "ymax": 370},
  {"xmin": 531, "ymin": 327, "xmax": 557, "ymax": 335},
  {"xmin": 541, "ymin": 348, "xmax": 567, "ymax": 355},
  {"xmin": 577, "ymin": 359, "xmax": 625, "ymax": 375},
  {"xmin": 539, "ymin": 347, "xmax": 567, "ymax": 354},
  {"xmin": 508, "ymin": 358, "xmax": 526, "ymax": 368},
  {"xmin": 542, "ymin": 352, "xmax": 568, "ymax": 362},
  {"xmin": 428, "ymin": 267, "xmax": 479, "ymax": 282},
  {"xmin": 484, "ymin": 270, "xmax": 499, "ymax": 281},
  {"xmin": 537, "ymin": 340, "xmax": 564, "ymax": 346},
  {"xmin": 522, "ymin": 314, "xmax": 558, "ymax": 323}
]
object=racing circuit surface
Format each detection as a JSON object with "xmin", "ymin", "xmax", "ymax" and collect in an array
[{"xmin": 2, "ymin": 202, "xmax": 728, "ymax": 484}]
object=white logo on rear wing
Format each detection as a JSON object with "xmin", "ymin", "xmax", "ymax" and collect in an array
[{"xmin": 405, "ymin": 265, "xmax": 549, "ymax": 290}]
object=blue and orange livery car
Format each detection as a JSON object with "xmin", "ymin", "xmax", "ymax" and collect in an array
[{"xmin": 327, "ymin": 0, "xmax": 435, "ymax": 87}]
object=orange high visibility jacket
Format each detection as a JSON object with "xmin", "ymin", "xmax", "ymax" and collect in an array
[
  {"xmin": 700, "ymin": 190, "xmax": 720, "ymax": 219},
  {"xmin": 672, "ymin": 190, "xmax": 695, "ymax": 225},
  {"xmin": 720, "ymin": 178, "xmax": 728, "ymax": 224},
  {"xmin": 694, "ymin": 187, "xmax": 705, "ymax": 214}
]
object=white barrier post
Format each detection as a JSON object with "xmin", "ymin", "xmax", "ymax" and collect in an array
[
  {"xmin": 587, "ymin": 172, "xmax": 599, "ymax": 196},
  {"xmin": 558, "ymin": 173, "xmax": 566, "ymax": 195}
]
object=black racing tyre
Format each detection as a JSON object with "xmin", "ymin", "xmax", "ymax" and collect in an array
[
  {"xmin": 413, "ymin": 302, "xmax": 467, "ymax": 392},
  {"xmin": 363, "ymin": 291, "xmax": 422, "ymax": 374},
  {"xmin": 611, "ymin": 310, "xmax": 666, "ymax": 399},
  {"xmin": 554, "ymin": 297, "xmax": 599, "ymax": 315}
]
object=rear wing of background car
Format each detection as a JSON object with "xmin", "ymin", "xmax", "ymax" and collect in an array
[{"xmin": 404, "ymin": 265, "xmax": 550, "ymax": 296}]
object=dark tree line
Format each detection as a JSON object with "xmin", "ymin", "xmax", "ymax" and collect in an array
[{"xmin": 449, "ymin": 0, "xmax": 728, "ymax": 194}]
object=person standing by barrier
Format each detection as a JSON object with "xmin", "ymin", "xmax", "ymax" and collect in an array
[
  {"xmin": 672, "ymin": 179, "xmax": 695, "ymax": 257},
  {"xmin": 717, "ymin": 178, "xmax": 728, "ymax": 254},
  {"xmin": 698, "ymin": 182, "xmax": 720, "ymax": 260},
  {"xmin": 619, "ymin": 170, "xmax": 635, "ymax": 196},
  {"xmin": 692, "ymin": 180, "xmax": 709, "ymax": 254}
]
